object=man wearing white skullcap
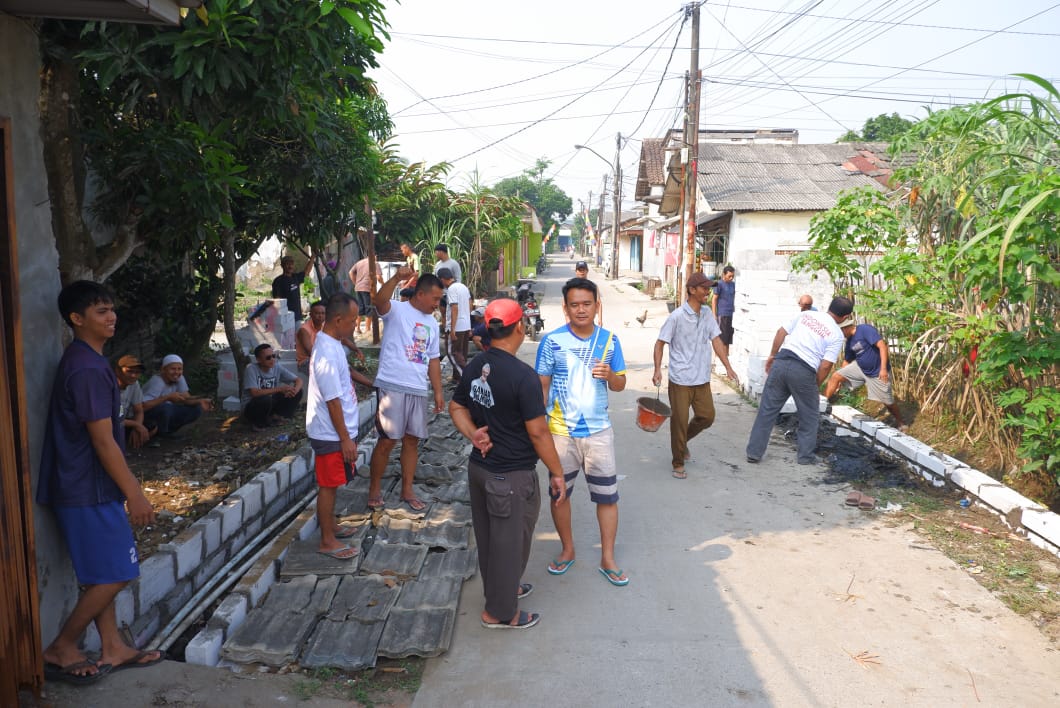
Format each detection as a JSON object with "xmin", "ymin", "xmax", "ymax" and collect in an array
[{"xmin": 142, "ymin": 354, "xmax": 213, "ymax": 437}]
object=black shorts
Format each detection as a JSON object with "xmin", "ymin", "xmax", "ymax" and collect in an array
[
  {"xmin": 355, "ymin": 291, "xmax": 372, "ymax": 316},
  {"xmin": 719, "ymin": 316, "xmax": 734, "ymax": 345}
]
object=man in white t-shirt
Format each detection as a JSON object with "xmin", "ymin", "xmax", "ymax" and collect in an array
[
  {"xmin": 367, "ymin": 267, "xmax": 445, "ymax": 513},
  {"xmin": 438, "ymin": 267, "xmax": 472, "ymax": 383},
  {"xmin": 746, "ymin": 296, "xmax": 853, "ymax": 465},
  {"xmin": 306, "ymin": 293, "xmax": 363, "ymax": 560}
]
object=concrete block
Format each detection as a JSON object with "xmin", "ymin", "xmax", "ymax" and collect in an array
[
  {"xmin": 254, "ymin": 469, "xmax": 280, "ymax": 506},
  {"xmin": 215, "ymin": 497, "xmax": 245, "ymax": 541},
  {"xmin": 835, "ymin": 427, "xmax": 859, "ymax": 437},
  {"xmin": 264, "ymin": 495, "xmax": 288, "ymax": 524},
  {"xmin": 237, "ymin": 557, "xmax": 277, "ymax": 607},
  {"xmin": 857, "ymin": 419, "xmax": 886, "ymax": 437},
  {"xmin": 875, "ymin": 426, "xmax": 902, "ymax": 448},
  {"xmin": 163, "ymin": 577, "xmax": 196, "ymax": 620},
  {"xmin": 209, "ymin": 593, "xmax": 248, "ymax": 635},
  {"xmin": 976, "ymin": 484, "xmax": 1043, "ymax": 516},
  {"xmin": 129, "ymin": 605, "xmax": 161, "ymax": 649},
  {"xmin": 158, "ymin": 525, "xmax": 204, "ymax": 580},
  {"xmin": 185, "ymin": 627, "xmax": 224, "ymax": 666},
  {"xmin": 817, "ymin": 395, "xmax": 829, "ymax": 413},
  {"xmin": 829, "ymin": 405, "xmax": 861, "ymax": 425},
  {"xmin": 780, "ymin": 396, "xmax": 796, "ymax": 414},
  {"xmin": 949, "ymin": 467, "xmax": 997, "ymax": 495},
  {"xmin": 222, "ymin": 395, "xmax": 242, "ymax": 412},
  {"xmin": 358, "ymin": 398, "xmax": 375, "ymax": 427},
  {"xmin": 192, "ymin": 549, "xmax": 229, "ymax": 591},
  {"xmin": 137, "ymin": 551, "xmax": 176, "ymax": 613},
  {"xmin": 115, "ymin": 587, "xmax": 136, "ymax": 629},
  {"xmin": 1022, "ymin": 509, "xmax": 1060, "ymax": 547},
  {"xmin": 232, "ymin": 481, "xmax": 264, "ymax": 521},
  {"xmin": 299, "ymin": 514, "xmax": 320, "ymax": 541},
  {"xmin": 915, "ymin": 448, "xmax": 950, "ymax": 477},
  {"xmin": 194, "ymin": 514, "xmax": 222, "ymax": 557},
  {"xmin": 270, "ymin": 459, "xmax": 292, "ymax": 491},
  {"xmin": 289, "ymin": 454, "xmax": 308, "ymax": 484},
  {"xmin": 890, "ymin": 435, "xmax": 933, "ymax": 463}
]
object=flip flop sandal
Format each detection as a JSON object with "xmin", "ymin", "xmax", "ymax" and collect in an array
[
  {"xmin": 335, "ymin": 525, "xmax": 358, "ymax": 539},
  {"xmin": 44, "ymin": 660, "xmax": 111, "ymax": 685},
  {"xmin": 317, "ymin": 545, "xmax": 358, "ymax": 560},
  {"xmin": 401, "ymin": 497, "xmax": 427, "ymax": 512},
  {"xmin": 599, "ymin": 567, "xmax": 630, "ymax": 587},
  {"xmin": 111, "ymin": 649, "xmax": 166, "ymax": 673},
  {"xmin": 859, "ymin": 495, "xmax": 877, "ymax": 511},
  {"xmin": 547, "ymin": 558, "xmax": 575, "ymax": 575},
  {"xmin": 845, "ymin": 491, "xmax": 863, "ymax": 507},
  {"xmin": 481, "ymin": 610, "xmax": 540, "ymax": 630},
  {"xmin": 517, "ymin": 583, "xmax": 533, "ymax": 599},
  {"xmin": 367, "ymin": 496, "xmax": 385, "ymax": 511},
  {"xmin": 672, "ymin": 469, "xmax": 687, "ymax": 479}
]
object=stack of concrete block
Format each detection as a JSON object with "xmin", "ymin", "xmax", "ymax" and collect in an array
[{"xmin": 829, "ymin": 404, "xmax": 1060, "ymax": 557}]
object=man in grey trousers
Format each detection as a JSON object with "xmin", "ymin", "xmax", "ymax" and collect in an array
[{"xmin": 746, "ymin": 296, "xmax": 854, "ymax": 465}]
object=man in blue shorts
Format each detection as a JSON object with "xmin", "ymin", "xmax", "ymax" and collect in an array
[
  {"xmin": 536, "ymin": 277, "xmax": 629, "ymax": 587},
  {"xmin": 450, "ymin": 298, "xmax": 567, "ymax": 629},
  {"xmin": 37, "ymin": 281, "xmax": 163, "ymax": 685},
  {"xmin": 824, "ymin": 319, "xmax": 907, "ymax": 430}
]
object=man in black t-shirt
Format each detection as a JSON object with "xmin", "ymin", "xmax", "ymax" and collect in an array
[
  {"xmin": 450, "ymin": 298, "xmax": 566, "ymax": 631},
  {"xmin": 271, "ymin": 254, "xmax": 315, "ymax": 321}
]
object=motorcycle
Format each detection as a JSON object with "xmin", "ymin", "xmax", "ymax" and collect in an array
[{"xmin": 516, "ymin": 281, "xmax": 544, "ymax": 341}]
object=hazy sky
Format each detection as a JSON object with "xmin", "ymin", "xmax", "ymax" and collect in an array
[{"xmin": 370, "ymin": 0, "xmax": 1060, "ymax": 218}]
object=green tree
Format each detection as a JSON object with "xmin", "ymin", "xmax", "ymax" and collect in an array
[
  {"xmin": 492, "ymin": 158, "xmax": 573, "ymax": 239},
  {"xmin": 41, "ymin": 0, "xmax": 392, "ymax": 377},
  {"xmin": 837, "ymin": 112, "xmax": 915, "ymax": 142}
]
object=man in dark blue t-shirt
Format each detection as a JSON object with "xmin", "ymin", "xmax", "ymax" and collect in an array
[
  {"xmin": 711, "ymin": 265, "xmax": 736, "ymax": 357},
  {"xmin": 450, "ymin": 298, "xmax": 566, "ymax": 631},
  {"xmin": 37, "ymin": 281, "xmax": 163, "ymax": 684},
  {"xmin": 824, "ymin": 321, "xmax": 907, "ymax": 430}
]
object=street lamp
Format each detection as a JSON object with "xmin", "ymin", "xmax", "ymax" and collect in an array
[{"xmin": 574, "ymin": 135, "xmax": 622, "ymax": 279}]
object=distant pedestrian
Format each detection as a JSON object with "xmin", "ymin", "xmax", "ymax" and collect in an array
[
  {"xmin": 450, "ymin": 298, "xmax": 567, "ymax": 630},
  {"xmin": 798, "ymin": 294, "xmax": 815, "ymax": 311},
  {"xmin": 825, "ymin": 320, "xmax": 907, "ymax": 430},
  {"xmin": 271, "ymin": 254, "xmax": 315, "ymax": 321},
  {"xmin": 536, "ymin": 277, "xmax": 629, "ymax": 587},
  {"xmin": 367, "ymin": 267, "xmax": 445, "ymax": 512},
  {"xmin": 433, "ymin": 243, "xmax": 462, "ymax": 282},
  {"xmin": 399, "ymin": 242, "xmax": 420, "ymax": 290},
  {"xmin": 438, "ymin": 267, "xmax": 472, "ymax": 382},
  {"xmin": 38, "ymin": 281, "xmax": 162, "ymax": 684},
  {"xmin": 711, "ymin": 265, "xmax": 736, "ymax": 357},
  {"xmin": 574, "ymin": 260, "xmax": 603, "ymax": 326},
  {"xmin": 348, "ymin": 256, "xmax": 383, "ymax": 333},
  {"xmin": 746, "ymin": 296, "xmax": 853, "ymax": 465},
  {"xmin": 652, "ymin": 272, "xmax": 739, "ymax": 479}
]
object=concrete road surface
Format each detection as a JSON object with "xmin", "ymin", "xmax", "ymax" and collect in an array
[{"xmin": 414, "ymin": 257, "xmax": 1060, "ymax": 708}]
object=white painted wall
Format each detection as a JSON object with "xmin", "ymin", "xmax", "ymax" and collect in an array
[{"xmin": 720, "ymin": 211, "xmax": 835, "ymax": 398}]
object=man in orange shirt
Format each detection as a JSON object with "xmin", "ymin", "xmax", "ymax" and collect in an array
[{"xmin": 296, "ymin": 301, "xmax": 365, "ymax": 375}]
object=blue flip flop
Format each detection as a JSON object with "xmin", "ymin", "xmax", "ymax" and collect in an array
[
  {"xmin": 599, "ymin": 567, "xmax": 630, "ymax": 587},
  {"xmin": 547, "ymin": 558, "xmax": 575, "ymax": 575}
]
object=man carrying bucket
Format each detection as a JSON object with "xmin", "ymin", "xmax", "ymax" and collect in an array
[
  {"xmin": 652, "ymin": 272, "xmax": 739, "ymax": 479},
  {"xmin": 536, "ymin": 277, "xmax": 629, "ymax": 587}
]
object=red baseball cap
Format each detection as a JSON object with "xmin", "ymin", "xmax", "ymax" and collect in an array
[{"xmin": 484, "ymin": 298, "xmax": 523, "ymax": 328}]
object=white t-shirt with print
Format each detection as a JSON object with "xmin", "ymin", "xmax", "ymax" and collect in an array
[
  {"xmin": 376, "ymin": 300, "xmax": 440, "ymax": 395},
  {"xmin": 779, "ymin": 310, "xmax": 844, "ymax": 370},
  {"xmin": 306, "ymin": 331, "xmax": 358, "ymax": 441},
  {"xmin": 446, "ymin": 282, "xmax": 472, "ymax": 333},
  {"xmin": 433, "ymin": 258, "xmax": 462, "ymax": 282}
]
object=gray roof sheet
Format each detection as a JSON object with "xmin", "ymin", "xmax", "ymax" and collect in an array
[{"xmin": 695, "ymin": 142, "xmax": 891, "ymax": 211}]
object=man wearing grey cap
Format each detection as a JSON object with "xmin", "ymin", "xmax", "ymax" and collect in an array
[
  {"xmin": 746, "ymin": 296, "xmax": 853, "ymax": 465},
  {"xmin": 141, "ymin": 354, "xmax": 213, "ymax": 437},
  {"xmin": 652, "ymin": 272, "xmax": 739, "ymax": 479}
]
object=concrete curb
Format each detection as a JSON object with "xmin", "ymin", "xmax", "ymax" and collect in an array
[{"xmin": 829, "ymin": 404, "xmax": 1060, "ymax": 557}]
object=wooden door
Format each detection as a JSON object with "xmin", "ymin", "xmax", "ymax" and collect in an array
[{"xmin": 0, "ymin": 116, "xmax": 43, "ymax": 700}]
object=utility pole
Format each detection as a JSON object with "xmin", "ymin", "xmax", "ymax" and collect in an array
[
  {"xmin": 597, "ymin": 175, "xmax": 608, "ymax": 267},
  {"xmin": 585, "ymin": 190, "xmax": 593, "ymax": 256},
  {"xmin": 609, "ymin": 131, "xmax": 622, "ymax": 280},
  {"xmin": 681, "ymin": 2, "xmax": 701, "ymax": 303}
]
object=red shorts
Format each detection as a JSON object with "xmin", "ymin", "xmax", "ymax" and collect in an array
[{"xmin": 315, "ymin": 449, "xmax": 354, "ymax": 488}]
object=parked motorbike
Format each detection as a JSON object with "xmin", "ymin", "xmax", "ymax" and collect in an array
[
  {"xmin": 536, "ymin": 254, "xmax": 548, "ymax": 275},
  {"xmin": 516, "ymin": 281, "xmax": 545, "ymax": 341}
]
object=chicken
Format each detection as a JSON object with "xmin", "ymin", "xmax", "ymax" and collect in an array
[{"xmin": 635, "ymin": 309, "xmax": 648, "ymax": 327}]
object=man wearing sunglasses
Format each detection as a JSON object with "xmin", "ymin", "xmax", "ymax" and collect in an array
[{"xmin": 241, "ymin": 343, "xmax": 303, "ymax": 431}]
